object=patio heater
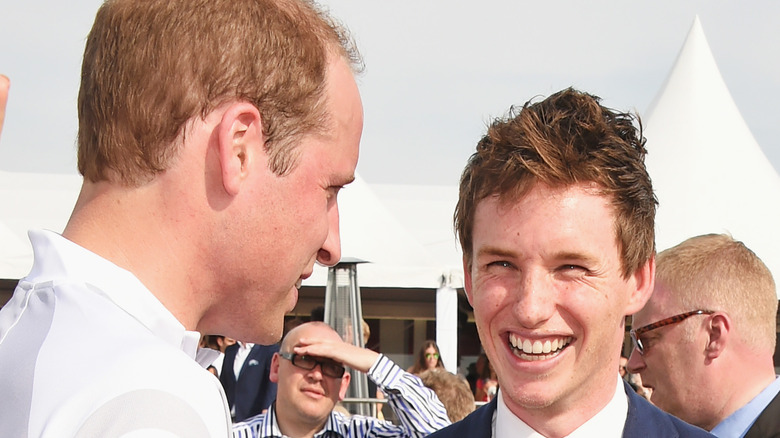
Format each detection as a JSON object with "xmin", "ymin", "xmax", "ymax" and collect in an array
[{"xmin": 323, "ymin": 258, "xmax": 371, "ymax": 416}]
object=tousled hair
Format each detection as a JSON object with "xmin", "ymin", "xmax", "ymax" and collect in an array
[
  {"xmin": 454, "ymin": 88, "xmax": 656, "ymax": 278},
  {"xmin": 78, "ymin": 0, "xmax": 362, "ymax": 185}
]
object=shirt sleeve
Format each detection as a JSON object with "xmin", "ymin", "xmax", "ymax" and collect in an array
[
  {"xmin": 232, "ymin": 410, "xmax": 273, "ymax": 438},
  {"xmin": 366, "ymin": 354, "xmax": 451, "ymax": 437}
]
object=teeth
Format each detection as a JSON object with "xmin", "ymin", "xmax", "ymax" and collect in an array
[{"xmin": 508, "ymin": 333, "xmax": 572, "ymax": 359}]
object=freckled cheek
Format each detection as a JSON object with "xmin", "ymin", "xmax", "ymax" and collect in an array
[{"xmin": 473, "ymin": 279, "xmax": 514, "ymax": 315}]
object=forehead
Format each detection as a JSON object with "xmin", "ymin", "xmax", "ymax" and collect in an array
[
  {"xmin": 473, "ymin": 183, "xmax": 618, "ymax": 252},
  {"xmin": 633, "ymin": 280, "xmax": 677, "ymax": 327}
]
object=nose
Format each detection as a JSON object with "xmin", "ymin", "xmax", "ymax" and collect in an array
[
  {"xmin": 316, "ymin": 200, "xmax": 341, "ymax": 266},
  {"xmin": 513, "ymin": 271, "xmax": 555, "ymax": 328},
  {"xmin": 626, "ymin": 346, "xmax": 645, "ymax": 374},
  {"xmin": 307, "ymin": 363, "xmax": 325, "ymax": 381}
]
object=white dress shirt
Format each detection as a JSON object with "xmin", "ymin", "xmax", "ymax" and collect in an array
[
  {"xmin": 0, "ymin": 230, "xmax": 231, "ymax": 437},
  {"xmin": 495, "ymin": 375, "xmax": 628, "ymax": 438},
  {"xmin": 233, "ymin": 342, "xmax": 256, "ymax": 379}
]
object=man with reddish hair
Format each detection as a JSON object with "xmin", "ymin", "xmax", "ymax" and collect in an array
[
  {"xmin": 628, "ymin": 234, "xmax": 779, "ymax": 436},
  {"xmin": 0, "ymin": 0, "xmax": 363, "ymax": 436},
  {"xmin": 431, "ymin": 88, "xmax": 711, "ymax": 437}
]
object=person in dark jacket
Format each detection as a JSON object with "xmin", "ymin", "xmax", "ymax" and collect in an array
[{"xmin": 432, "ymin": 88, "xmax": 712, "ymax": 438}]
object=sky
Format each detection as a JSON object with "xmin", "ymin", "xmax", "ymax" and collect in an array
[{"xmin": 1, "ymin": 1, "xmax": 778, "ymax": 186}]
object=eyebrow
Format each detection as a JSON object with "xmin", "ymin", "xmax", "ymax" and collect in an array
[
  {"xmin": 474, "ymin": 247, "xmax": 601, "ymax": 268},
  {"xmin": 552, "ymin": 250, "xmax": 600, "ymax": 265},
  {"xmin": 475, "ymin": 245, "xmax": 517, "ymax": 260}
]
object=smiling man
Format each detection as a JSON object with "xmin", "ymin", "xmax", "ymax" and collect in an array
[
  {"xmin": 429, "ymin": 88, "xmax": 712, "ymax": 438},
  {"xmin": 232, "ymin": 322, "xmax": 451, "ymax": 438},
  {"xmin": 0, "ymin": 0, "xmax": 363, "ymax": 436}
]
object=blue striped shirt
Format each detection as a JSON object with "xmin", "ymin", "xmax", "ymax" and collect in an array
[{"xmin": 232, "ymin": 354, "xmax": 451, "ymax": 438}]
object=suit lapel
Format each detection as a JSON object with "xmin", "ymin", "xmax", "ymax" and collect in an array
[{"xmin": 744, "ymin": 388, "xmax": 780, "ymax": 438}]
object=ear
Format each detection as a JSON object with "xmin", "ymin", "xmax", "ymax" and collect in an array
[
  {"xmin": 704, "ymin": 313, "xmax": 730, "ymax": 360},
  {"xmin": 625, "ymin": 255, "xmax": 655, "ymax": 315},
  {"xmin": 463, "ymin": 256, "xmax": 475, "ymax": 307},
  {"xmin": 338, "ymin": 372, "xmax": 351, "ymax": 401},
  {"xmin": 269, "ymin": 352, "xmax": 281, "ymax": 383},
  {"xmin": 216, "ymin": 102, "xmax": 264, "ymax": 196}
]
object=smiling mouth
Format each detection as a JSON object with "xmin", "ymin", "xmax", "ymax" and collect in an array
[{"xmin": 509, "ymin": 333, "xmax": 572, "ymax": 361}]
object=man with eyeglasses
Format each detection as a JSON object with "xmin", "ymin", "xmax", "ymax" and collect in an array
[
  {"xmin": 233, "ymin": 321, "xmax": 451, "ymax": 438},
  {"xmin": 627, "ymin": 233, "xmax": 779, "ymax": 437}
]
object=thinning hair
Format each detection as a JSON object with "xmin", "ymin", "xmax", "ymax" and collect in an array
[
  {"xmin": 280, "ymin": 321, "xmax": 335, "ymax": 352},
  {"xmin": 656, "ymin": 234, "xmax": 777, "ymax": 352},
  {"xmin": 78, "ymin": 0, "xmax": 362, "ymax": 185},
  {"xmin": 454, "ymin": 88, "xmax": 656, "ymax": 278}
]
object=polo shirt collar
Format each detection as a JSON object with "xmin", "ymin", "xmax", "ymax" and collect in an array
[{"xmin": 27, "ymin": 229, "xmax": 199, "ymax": 360}]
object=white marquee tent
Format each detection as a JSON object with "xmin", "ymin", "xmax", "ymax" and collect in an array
[
  {"xmin": 0, "ymin": 170, "xmax": 81, "ymax": 279},
  {"xmin": 644, "ymin": 17, "xmax": 780, "ymax": 296}
]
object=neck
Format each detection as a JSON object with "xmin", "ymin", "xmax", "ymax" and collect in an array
[
  {"xmin": 506, "ymin": 370, "xmax": 619, "ymax": 437},
  {"xmin": 274, "ymin": 404, "xmax": 329, "ymax": 438},
  {"xmin": 63, "ymin": 179, "xmax": 210, "ymax": 330},
  {"xmin": 705, "ymin": 353, "xmax": 777, "ymax": 430}
]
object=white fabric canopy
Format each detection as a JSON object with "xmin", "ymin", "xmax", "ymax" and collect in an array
[
  {"xmin": 302, "ymin": 175, "xmax": 456, "ymax": 289},
  {"xmin": 0, "ymin": 170, "xmax": 81, "ymax": 279},
  {"xmin": 644, "ymin": 17, "xmax": 780, "ymax": 296}
]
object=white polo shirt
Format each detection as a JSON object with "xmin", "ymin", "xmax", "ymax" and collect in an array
[{"xmin": 0, "ymin": 230, "xmax": 231, "ymax": 437}]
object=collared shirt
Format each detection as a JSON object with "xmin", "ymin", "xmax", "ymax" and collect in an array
[
  {"xmin": 232, "ymin": 354, "xmax": 451, "ymax": 438},
  {"xmin": 0, "ymin": 230, "xmax": 231, "ymax": 437},
  {"xmin": 711, "ymin": 375, "xmax": 780, "ymax": 438},
  {"xmin": 494, "ymin": 375, "xmax": 628, "ymax": 438},
  {"xmin": 234, "ymin": 342, "xmax": 256, "ymax": 379}
]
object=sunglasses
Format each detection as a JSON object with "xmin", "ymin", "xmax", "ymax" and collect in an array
[
  {"xmin": 630, "ymin": 309, "xmax": 714, "ymax": 355},
  {"xmin": 279, "ymin": 352, "xmax": 346, "ymax": 378},
  {"xmin": 425, "ymin": 353, "xmax": 439, "ymax": 360}
]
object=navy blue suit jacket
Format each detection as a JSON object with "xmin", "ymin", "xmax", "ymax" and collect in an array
[
  {"xmin": 429, "ymin": 381, "xmax": 714, "ymax": 438},
  {"xmin": 744, "ymin": 387, "xmax": 780, "ymax": 438},
  {"xmin": 220, "ymin": 343, "xmax": 279, "ymax": 422}
]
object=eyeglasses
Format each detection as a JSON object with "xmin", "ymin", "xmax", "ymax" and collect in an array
[
  {"xmin": 630, "ymin": 310, "xmax": 714, "ymax": 355},
  {"xmin": 279, "ymin": 352, "xmax": 346, "ymax": 378},
  {"xmin": 425, "ymin": 353, "xmax": 439, "ymax": 360}
]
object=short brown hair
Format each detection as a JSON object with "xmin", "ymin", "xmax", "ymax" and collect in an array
[
  {"xmin": 78, "ymin": 0, "xmax": 362, "ymax": 185},
  {"xmin": 655, "ymin": 234, "xmax": 777, "ymax": 352},
  {"xmin": 454, "ymin": 88, "xmax": 656, "ymax": 277},
  {"xmin": 419, "ymin": 369, "xmax": 475, "ymax": 422}
]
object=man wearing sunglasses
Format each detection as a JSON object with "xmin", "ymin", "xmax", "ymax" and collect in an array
[
  {"xmin": 627, "ymin": 234, "xmax": 779, "ymax": 437},
  {"xmin": 233, "ymin": 322, "xmax": 451, "ymax": 438}
]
